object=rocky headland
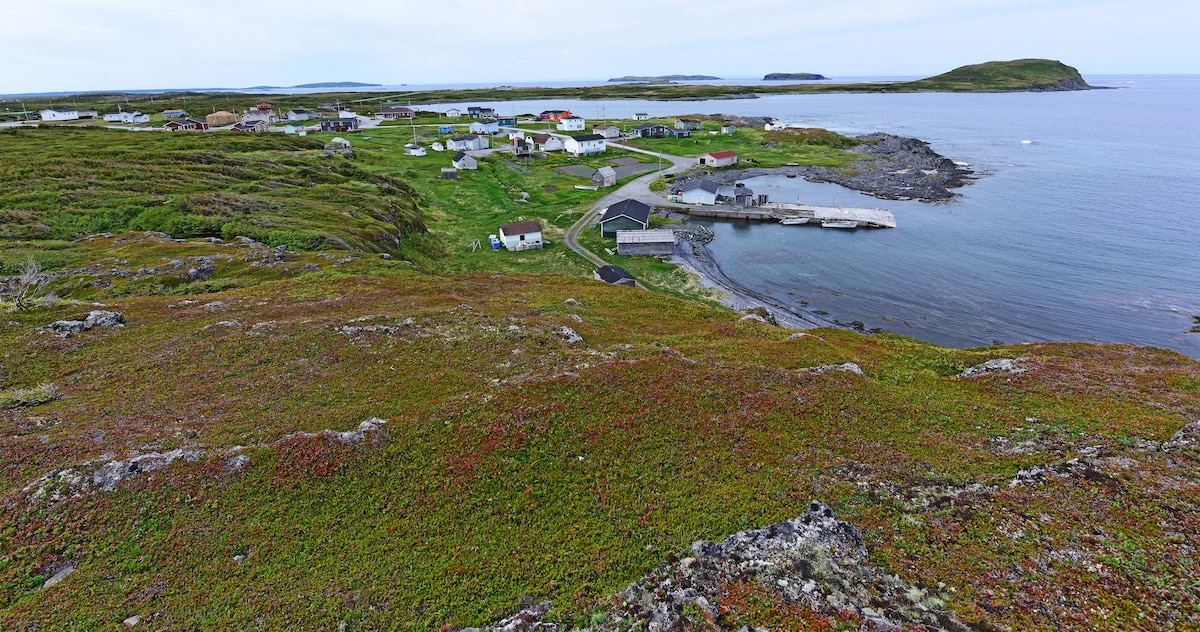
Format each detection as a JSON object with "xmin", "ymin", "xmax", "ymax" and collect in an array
[{"xmin": 672, "ymin": 131, "xmax": 973, "ymax": 202}]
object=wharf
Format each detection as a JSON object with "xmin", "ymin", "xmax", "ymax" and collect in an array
[{"xmin": 674, "ymin": 202, "xmax": 896, "ymax": 228}]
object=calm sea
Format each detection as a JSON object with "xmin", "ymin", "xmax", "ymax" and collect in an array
[{"xmin": 443, "ymin": 77, "xmax": 1200, "ymax": 358}]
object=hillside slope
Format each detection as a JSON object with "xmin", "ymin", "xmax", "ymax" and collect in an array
[{"xmin": 1, "ymin": 257, "xmax": 1198, "ymax": 630}]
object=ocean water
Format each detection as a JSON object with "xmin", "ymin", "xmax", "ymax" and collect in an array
[
  {"xmin": 429, "ymin": 78, "xmax": 1200, "ymax": 358},
  {"xmin": 693, "ymin": 76, "xmax": 1200, "ymax": 358}
]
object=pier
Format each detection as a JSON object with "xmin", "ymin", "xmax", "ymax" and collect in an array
[{"xmin": 673, "ymin": 202, "xmax": 897, "ymax": 228}]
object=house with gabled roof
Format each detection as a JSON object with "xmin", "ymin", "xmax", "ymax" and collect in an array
[
  {"xmin": 564, "ymin": 134, "xmax": 606, "ymax": 156},
  {"xmin": 104, "ymin": 111, "xmax": 149, "ymax": 124},
  {"xmin": 162, "ymin": 109, "xmax": 188, "ymax": 119},
  {"xmin": 631, "ymin": 123, "xmax": 666, "ymax": 138},
  {"xmin": 678, "ymin": 179, "xmax": 719, "ymax": 205},
  {"xmin": 698, "ymin": 150, "xmax": 738, "ymax": 167},
  {"xmin": 446, "ymin": 135, "xmax": 489, "ymax": 151},
  {"xmin": 632, "ymin": 113, "xmax": 650, "ymax": 120},
  {"xmin": 530, "ymin": 134, "xmax": 563, "ymax": 152},
  {"xmin": 469, "ymin": 119, "xmax": 500, "ymax": 135},
  {"xmin": 675, "ymin": 118, "xmax": 703, "ymax": 130},
  {"xmin": 556, "ymin": 115, "xmax": 585, "ymax": 131},
  {"xmin": 287, "ymin": 109, "xmax": 317, "ymax": 121},
  {"xmin": 444, "ymin": 108, "xmax": 462, "ymax": 117},
  {"xmin": 498, "ymin": 219, "xmax": 543, "ymax": 251},
  {"xmin": 451, "ymin": 151, "xmax": 477, "ymax": 170},
  {"xmin": 467, "ymin": 106, "xmax": 496, "ymax": 119},
  {"xmin": 164, "ymin": 117, "xmax": 211, "ymax": 132},
  {"xmin": 405, "ymin": 143, "xmax": 427, "ymax": 156},
  {"xmin": 539, "ymin": 109, "xmax": 571, "ymax": 121},
  {"xmin": 593, "ymin": 124, "xmax": 621, "ymax": 139},
  {"xmin": 597, "ymin": 199, "xmax": 652, "ymax": 237},
  {"xmin": 377, "ymin": 107, "xmax": 416, "ymax": 120},
  {"xmin": 231, "ymin": 120, "xmax": 268, "ymax": 133},
  {"xmin": 667, "ymin": 127, "xmax": 691, "ymax": 138},
  {"xmin": 40, "ymin": 108, "xmax": 79, "ymax": 121}
]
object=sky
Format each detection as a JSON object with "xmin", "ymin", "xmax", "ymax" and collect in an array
[{"xmin": 2, "ymin": 0, "xmax": 1197, "ymax": 95}]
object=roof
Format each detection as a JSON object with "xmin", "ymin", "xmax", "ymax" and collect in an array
[
  {"xmin": 570, "ymin": 134, "xmax": 605, "ymax": 142},
  {"xmin": 705, "ymin": 150, "xmax": 738, "ymax": 160},
  {"xmin": 452, "ymin": 151, "xmax": 469, "ymax": 161},
  {"xmin": 616, "ymin": 229, "xmax": 676, "ymax": 245},
  {"xmin": 681, "ymin": 179, "xmax": 719, "ymax": 194},
  {"xmin": 634, "ymin": 123, "xmax": 662, "ymax": 130},
  {"xmin": 531, "ymin": 134, "xmax": 552, "ymax": 143},
  {"xmin": 561, "ymin": 115, "xmax": 583, "ymax": 120},
  {"xmin": 499, "ymin": 220, "xmax": 542, "ymax": 235},
  {"xmin": 593, "ymin": 166, "xmax": 616, "ymax": 177},
  {"xmin": 451, "ymin": 135, "xmax": 477, "ymax": 142},
  {"xmin": 600, "ymin": 199, "xmax": 651, "ymax": 225},
  {"xmin": 596, "ymin": 265, "xmax": 634, "ymax": 283}
]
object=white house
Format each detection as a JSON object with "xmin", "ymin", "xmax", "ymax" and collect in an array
[
  {"xmin": 593, "ymin": 124, "xmax": 621, "ymax": 139},
  {"xmin": 444, "ymin": 108, "xmax": 462, "ymax": 117},
  {"xmin": 698, "ymin": 151, "xmax": 738, "ymax": 167},
  {"xmin": 377, "ymin": 107, "xmax": 416, "ymax": 120},
  {"xmin": 564, "ymin": 134, "xmax": 606, "ymax": 156},
  {"xmin": 679, "ymin": 179, "xmax": 719, "ymax": 205},
  {"xmin": 632, "ymin": 113, "xmax": 651, "ymax": 121},
  {"xmin": 287, "ymin": 109, "xmax": 318, "ymax": 121},
  {"xmin": 40, "ymin": 109, "xmax": 79, "ymax": 121},
  {"xmin": 498, "ymin": 219, "xmax": 543, "ymax": 251},
  {"xmin": 469, "ymin": 120, "xmax": 500, "ymax": 135},
  {"xmin": 431, "ymin": 142, "xmax": 445, "ymax": 152},
  {"xmin": 530, "ymin": 134, "xmax": 563, "ymax": 152},
  {"xmin": 556, "ymin": 115, "xmax": 586, "ymax": 131},
  {"xmin": 452, "ymin": 151, "xmax": 477, "ymax": 170},
  {"xmin": 404, "ymin": 143, "xmax": 427, "ymax": 156},
  {"xmin": 446, "ymin": 135, "xmax": 489, "ymax": 152},
  {"xmin": 103, "ymin": 111, "xmax": 149, "ymax": 123}
]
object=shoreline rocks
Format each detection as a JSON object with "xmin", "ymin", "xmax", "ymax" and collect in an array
[{"xmin": 676, "ymin": 132, "xmax": 973, "ymax": 202}]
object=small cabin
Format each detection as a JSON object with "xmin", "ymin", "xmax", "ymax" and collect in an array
[
  {"xmin": 594, "ymin": 264, "xmax": 636, "ymax": 287},
  {"xmin": 498, "ymin": 219, "xmax": 543, "ymax": 251},
  {"xmin": 591, "ymin": 166, "xmax": 617, "ymax": 188}
]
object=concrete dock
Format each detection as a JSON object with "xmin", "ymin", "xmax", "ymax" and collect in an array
[{"xmin": 674, "ymin": 202, "xmax": 896, "ymax": 228}]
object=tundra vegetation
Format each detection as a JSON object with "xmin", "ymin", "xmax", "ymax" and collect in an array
[{"xmin": 0, "ymin": 104, "xmax": 1197, "ymax": 632}]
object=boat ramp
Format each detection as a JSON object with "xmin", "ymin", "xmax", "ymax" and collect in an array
[{"xmin": 675, "ymin": 201, "xmax": 896, "ymax": 229}]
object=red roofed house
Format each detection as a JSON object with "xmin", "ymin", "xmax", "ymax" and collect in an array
[
  {"xmin": 163, "ymin": 117, "xmax": 210, "ymax": 131},
  {"xmin": 698, "ymin": 151, "xmax": 738, "ymax": 167}
]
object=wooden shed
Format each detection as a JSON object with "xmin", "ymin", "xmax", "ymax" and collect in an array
[
  {"xmin": 591, "ymin": 166, "xmax": 617, "ymax": 188},
  {"xmin": 616, "ymin": 230, "xmax": 675, "ymax": 256}
]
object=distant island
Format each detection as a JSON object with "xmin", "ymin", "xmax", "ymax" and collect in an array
[
  {"xmin": 242, "ymin": 81, "xmax": 383, "ymax": 90},
  {"xmin": 903, "ymin": 59, "xmax": 1093, "ymax": 92},
  {"xmin": 763, "ymin": 73, "xmax": 829, "ymax": 81},
  {"xmin": 608, "ymin": 75, "xmax": 721, "ymax": 82}
]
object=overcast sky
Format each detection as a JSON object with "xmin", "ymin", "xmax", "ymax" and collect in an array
[{"xmin": 3, "ymin": 0, "xmax": 1196, "ymax": 94}]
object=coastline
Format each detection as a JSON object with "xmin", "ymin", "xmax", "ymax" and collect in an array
[{"xmin": 670, "ymin": 237, "xmax": 833, "ymax": 331}]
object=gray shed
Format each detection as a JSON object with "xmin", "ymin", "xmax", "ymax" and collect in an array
[
  {"xmin": 592, "ymin": 166, "xmax": 617, "ymax": 188},
  {"xmin": 616, "ymin": 230, "xmax": 676, "ymax": 256}
]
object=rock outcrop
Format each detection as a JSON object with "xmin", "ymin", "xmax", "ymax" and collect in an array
[
  {"xmin": 37, "ymin": 310, "xmax": 126, "ymax": 337},
  {"xmin": 465, "ymin": 502, "xmax": 966, "ymax": 631}
]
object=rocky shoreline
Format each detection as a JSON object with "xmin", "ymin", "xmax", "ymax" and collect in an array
[{"xmin": 675, "ymin": 131, "xmax": 973, "ymax": 202}]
